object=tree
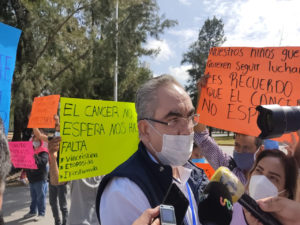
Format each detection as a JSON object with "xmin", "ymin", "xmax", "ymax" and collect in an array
[
  {"xmin": 0, "ymin": 0, "xmax": 177, "ymax": 140},
  {"xmin": 181, "ymin": 16, "xmax": 226, "ymax": 106}
]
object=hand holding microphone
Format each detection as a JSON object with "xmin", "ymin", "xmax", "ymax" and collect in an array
[{"xmin": 198, "ymin": 181, "xmax": 234, "ymax": 225}]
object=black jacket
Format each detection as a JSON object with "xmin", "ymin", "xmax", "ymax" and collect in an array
[
  {"xmin": 26, "ymin": 151, "xmax": 49, "ymax": 183},
  {"xmin": 96, "ymin": 141, "xmax": 209, "ymax": 223}
]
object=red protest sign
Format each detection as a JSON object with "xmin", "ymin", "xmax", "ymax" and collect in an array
[{"xmin": 197, "ymin": 47, "xmax": 300, "ymax": 140}]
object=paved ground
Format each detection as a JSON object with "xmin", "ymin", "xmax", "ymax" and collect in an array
[
  {"xmin": 2, "ymin": 182, "xmax": 70, "ymax": 225},
  {"xmin": 2, "ymin": 145, "xmax": 234, "ymax": 225}
]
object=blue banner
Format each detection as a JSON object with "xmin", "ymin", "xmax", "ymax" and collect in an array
[{"xmin": 0, "ymin": 22, "xmax": 21, "ymax": 135}]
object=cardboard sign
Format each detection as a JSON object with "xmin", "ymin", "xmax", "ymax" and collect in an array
[
  {"xmin": 195, "ymin": 163, "xmax": 215, "ymax": 180},
  {"xmin": 28, "ymin": 95, "xmax": 60, "ymax": 128},
  {"xmin": 8, "ymin": 141, "xmax": 37, "ymax": 169},
  {"xmin": 0, "ymin": 23, "xmax": 22, "ymax": 135},
  {"xmin": 59, "ymin": 97, "xmax": 139, "ymax": 182},
  {"xmin": 198, "ymin": 47, "xmax": 300, "ymax": 139}
]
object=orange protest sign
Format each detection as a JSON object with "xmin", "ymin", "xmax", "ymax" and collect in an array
[
  {"xmin": 195, "ymin": 163, "xmax": 215, "ymax": 180},
  {"xmin": 197, "ymin": 47, "xmax": 300, "ymax": 139},
  {"xmin": 28, "ymin": 95, "xmax": 60, "ymax": 128}
]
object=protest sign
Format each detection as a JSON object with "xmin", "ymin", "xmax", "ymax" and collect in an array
[
  {"xmin": 28, "ymin": 95, "xmax": 60, "ymax": 128},
  {"xmin": 0, "ymin": 23, "xmax": 21, "ymax": 135},
  {"xmin": 59, "ymin": 97, "xmax": 139, "ymax": 182},
  {"xmin": 8, "ymin": 141, "xmax": 37, "ymax": 169},
  {"xmin": 195, "ymin": 163, "xmax": 215, "ymax": 180},
  {"xmin": 198, "ymin": 47, "xmax": 300, "ymax": 139}
]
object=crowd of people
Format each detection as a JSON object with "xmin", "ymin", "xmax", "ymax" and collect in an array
[{"xmin": 0, "ymin": 74, "xmax": 299, "ymax": 225}]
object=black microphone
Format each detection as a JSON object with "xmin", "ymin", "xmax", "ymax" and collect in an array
[
  {"xmin": 211, "ymin": 167, "xmax": 282, "ymax": 225},
  {"xmin": 198, "ymin": 181, "xmax": 233, "ymax": 225}
]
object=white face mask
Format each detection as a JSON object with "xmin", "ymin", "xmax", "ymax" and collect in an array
[
  {"xmin": 249, "ymin": 175, "xmax": 285, "ymax": 200},
  {"xmin": 147, "ymin": 122, "xmax": 194, "ymax": 166},
  {"xmin": 33, "ymin": 141, "xmax": 41, "ymax": 149}
]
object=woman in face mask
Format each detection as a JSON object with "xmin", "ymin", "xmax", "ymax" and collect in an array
[{"xmin": 230, "ymin": 149, "xmax": 298, "ymax": 225}]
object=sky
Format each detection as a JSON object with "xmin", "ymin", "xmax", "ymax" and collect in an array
[{"xmin": 143, "ymin": 0, "xmax": 300, "ymax": 86}]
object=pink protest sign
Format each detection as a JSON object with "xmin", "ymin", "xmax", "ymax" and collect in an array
[{"xmin": 8, "ymin": 142, "xmax": 37, "ymax": 169}]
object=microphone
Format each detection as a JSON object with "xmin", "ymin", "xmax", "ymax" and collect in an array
[
  {"xmin": 211, "ymin": 167, "xmax": 282, "ymax": 225},
  {"xmin": 198, "ymin": 181, "xmax": 233, "ymax": 225}
]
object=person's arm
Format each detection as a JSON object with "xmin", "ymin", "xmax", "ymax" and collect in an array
[
  {"xmin": 194, "ymin": 74, "xmax": 247, "ymax": 184},
  {"xmin": 132, "ymin": 206, "xmax": 160, "ymax": 225},
  {"xmin": 48, "ymin": 136, "xmax": 66, "ymax": 185},
  {"xmin": 194, "ymin": 73, "xmax": 231, "ymax": 169},
  {"xmin": 32, "ymin": 128, "xmax": 48, "ymax": 143},
  {"xmin": 257, "ymin": 196, "xmax": 300, "ymax": 225}
]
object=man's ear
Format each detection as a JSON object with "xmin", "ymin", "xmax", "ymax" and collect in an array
[{"xmin": 138, "ymin": 120, "xmax": 151, "ymax": 143}]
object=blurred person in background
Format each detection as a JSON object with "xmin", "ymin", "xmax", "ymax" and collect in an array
[
  {"xmin": 23, "ymin": 129, "xmax": 49, "ymax": 222},
  {"xmin": 0, "ymin": 119, "xmax": 11, "ymax": 225}
]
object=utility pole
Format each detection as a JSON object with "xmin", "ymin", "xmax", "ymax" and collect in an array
[{"xmin": 114, "ymin": 0, "xmax": 119, "ymax": 101}]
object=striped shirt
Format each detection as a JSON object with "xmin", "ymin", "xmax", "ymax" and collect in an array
[{"xmin": 194, "ymin": 129, "xmax": 247, "ymax": 185}]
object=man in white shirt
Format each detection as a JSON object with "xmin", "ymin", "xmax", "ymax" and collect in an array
[{"xmin": 96, "ymin": 75, "xmax": 209, "ymax": 225}]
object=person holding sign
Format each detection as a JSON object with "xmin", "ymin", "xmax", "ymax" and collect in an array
[
  {"xmin": 96, "ymin": 75, "xmax": 209, "ymax": 225},
  {"xmin": 23, "ymin": 131, "xmax": 49, "ymax": 222},
  {"xmin": 48, "ymin": 116, "xmax": 102, "ymax": 225},
  {"xmin": 194, "ymin": 75, "xmax": 264, "ymax": 184},
  {"xmin": 34, "ymin": 117, "xmax": 69, "ymax": 225}
]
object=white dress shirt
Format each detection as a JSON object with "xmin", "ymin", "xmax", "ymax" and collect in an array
[{"xmin": 100, "ymin": 151, "xmax": 201, "ymax": 225}]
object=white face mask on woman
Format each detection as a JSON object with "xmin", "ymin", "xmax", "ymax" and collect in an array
[
  {"xmin": 32, "ymin": 141, "xmax": 41, "ymax": 149},
  {"xmin": 147, "ymin": 122, "xmax": 194, "ymax": 166},
  {"xmin": 249, "ymin": 175, "xmax": 285, "ymax": 200}
]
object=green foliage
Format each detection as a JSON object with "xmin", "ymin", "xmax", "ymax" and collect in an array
[
  {"xmin": 182, "ymin": 16, "xmax": 226, "ymax": 105},
  {"xmin": 0, "ymin": 0, "xmax": 176, "ymax": 140}
]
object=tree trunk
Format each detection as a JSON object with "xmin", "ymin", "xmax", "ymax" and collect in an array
[{"xmin": 12, "ymin": 113, "xmax": 22, "ymax": 141}]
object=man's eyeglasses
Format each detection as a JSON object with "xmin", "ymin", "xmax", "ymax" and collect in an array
[{"xmin": 141, "ymin": 114, "xmax": 200, "ymax": 128}]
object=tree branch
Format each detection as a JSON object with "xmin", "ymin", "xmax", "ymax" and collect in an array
[
  {"xmin": 42, "ymin": 49, "xmax": 91, "ymax": 91},
  {"xmin": 27, "ymin": 4, "xmax": 87, "ymax": 75}
]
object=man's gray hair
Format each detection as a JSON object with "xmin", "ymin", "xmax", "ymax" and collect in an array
[
  {"xmin": 0, "ymin": 122, "xmax": 11, "ymax": 195},
  {"xmin": 135, "ymin": 74, "xmax": 183, "ymax": 121}
]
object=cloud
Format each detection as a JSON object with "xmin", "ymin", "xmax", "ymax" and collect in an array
[
  {"xmin": 178, "ymin": 0, "xmax": 191, "ymax": 6},
  {"xmin": 168, "ymin": 65, "xmax": 192, "ymax": 87},
  {"xmin": 203, "ymin": 0, "xmax": 300, "ymax": 47},
  {"xmin": 145, "ymin": 39, "xmax": 174, "ymax": 63},
  {"xmin": 168, "ymin": 29, "xmax": 198, "ymax": 43},
  {"xmin": 167, "ymin": 28, "xmax": 198, "ymax": 50}
]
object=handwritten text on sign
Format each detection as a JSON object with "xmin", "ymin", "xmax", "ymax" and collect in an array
[
  {"xmin": 28, "ymin": 95, "xmax": 60, "ymax": 128},
  {"xmin": 197, "ymin": 47, "xmax": 300, "ymax": 137},
  {"xmin": 59, "ymin": 97, "xmax": 139, "ymax": 182},
  {"xmin": 8, "ymin": 142, "xmax": 37, "ymax": 169}
]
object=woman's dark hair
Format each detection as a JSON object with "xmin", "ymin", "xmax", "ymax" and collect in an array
[{"xmin": 248, "ymin": 149, "xmax": 298, "ymax": 200}]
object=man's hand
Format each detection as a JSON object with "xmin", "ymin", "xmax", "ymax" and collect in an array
[
  {"xmin": 48, "ymin": 136, "xmax": 61, "ymax": 156},
  {"xmin": 132, "ymin": 206, "xmax": 160, "ymax": 225},
  {"xmin": 197, "ymin": 74, "xmax": 210, "ymax": 90},
  {"xmin": 257, "ymin": 196, "xmax": 300, "ymax": 225}
]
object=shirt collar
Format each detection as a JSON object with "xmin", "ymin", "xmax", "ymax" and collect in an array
[{"xmin": 146, "ymin": 149, "xmax": 191, "ymax": 184}]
